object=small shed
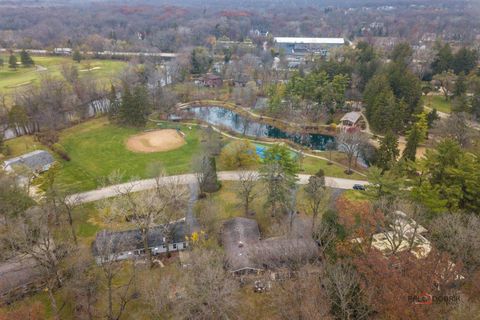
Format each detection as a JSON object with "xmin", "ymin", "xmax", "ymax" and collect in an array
[
  {"xmin": 340, "ymin": 111, "xmax": 362, "ymax": 127},
  {"xmin": 201, "ymin": 74, "xmax": 223, "ymax": 88},
  {"xmin": 3, "ymin": 150, "xmax": 55, "ymax": 174}
]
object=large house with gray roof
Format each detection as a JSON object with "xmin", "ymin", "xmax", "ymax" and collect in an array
[{"xmin": 92, "ymin": 219, "xmax": 189, "ymax": 264}]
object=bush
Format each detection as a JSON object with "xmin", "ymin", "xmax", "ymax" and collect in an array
[
  {"xmin": 51, "ymin": 143, "xmax": 71, "ymax": 161},
  {"xmin": 35, "ymin": 130, "xmax": 59, "ymax": 147},
  {"xmin": 219, "ymin": 140, "xmax": 259, "ymax": 169}
]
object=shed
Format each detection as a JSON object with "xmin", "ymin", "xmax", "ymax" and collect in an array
[
  {"xmin": 3, "ymin": 150, "xmax": 55, "ymax": 174},
  {"xmin": 340, "ymin": 111, "xmax": 362, "ymax": 127}
]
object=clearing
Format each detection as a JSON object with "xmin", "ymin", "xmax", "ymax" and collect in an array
[{"xmin": 126, "ymin": 129, "xmax": 186, "ymax": 153}]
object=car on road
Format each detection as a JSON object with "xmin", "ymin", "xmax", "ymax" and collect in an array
[{"xmin": 353, "ymin": 184, "xmax": 366, "ymax": 191}]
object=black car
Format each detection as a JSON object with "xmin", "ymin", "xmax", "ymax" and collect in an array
[{"xmin": 353, "ymin": 184, "xmax": 366, "ymax": 191}]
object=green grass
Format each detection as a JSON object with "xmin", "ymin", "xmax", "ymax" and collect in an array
[
  {"xmin": 54, "ymin": 118, "xmax": 202, "ymax": 192},
  {"xmin": 0, "ymin": 55, "xmax": 126, "ymax": 104},
  {"xmin": 422, "ymin": 95, "xmax": 452, "ymax": 113}
]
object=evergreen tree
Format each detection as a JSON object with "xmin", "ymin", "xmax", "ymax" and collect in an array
[
  {"xmin": 8, "ymin": 55, "xmax": 17, "ymax": 69},
  {"xmin": 118, "ymin": 84, "xmax": 150, "ymax": 127},
  {"xmin": 431, "ymin": 43, "xmax": 453, "ymax": 75},
  {"xmin": 452, "ymin": 47, "xmax": 478, "ymax": 75},
  {"xmin": 20, "ymin": 49, "xmax": 34, "ymax": 67},
  {"xmin": 72, "ymin": 50, "xmax": 82, "ymax": 63},
  {"xmin": 402, "ymin": 113, "xmax": 428, "ymax": 162},
  {"xmin": 453, "ymin": 73, "xmax": 467, "ymax": 97},
  {"xmin": 376, "ymin": 131, "xmax": 399, "ymax": 171},
  {"xmin": 196, "ymin": 155, "xmax": 220, "ymax": 193}
]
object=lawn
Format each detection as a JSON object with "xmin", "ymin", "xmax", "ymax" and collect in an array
[
  {"xmin": 0, "ymin": 55, "xmax": 126, "ymax": 104},
  {"xmin": 422, "ymin": 95, "xmax": 452, "ymax": 113},
  {"xmin": 54, "ymin": 118, "xmax": 202, "ymax": 192}
]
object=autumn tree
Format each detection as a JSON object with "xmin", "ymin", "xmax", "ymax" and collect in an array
[
  {"xmin": 236, "ymin": 171, "xmax": 258, "ymax": 216},
  {"xmin": 219, "ymin": 140, "xmax": 259, "ymax": 169}
]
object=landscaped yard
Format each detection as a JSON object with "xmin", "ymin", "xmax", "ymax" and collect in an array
[{"xmin": 422, "ymin": 94, "xmax": 452, "ymax": 113}]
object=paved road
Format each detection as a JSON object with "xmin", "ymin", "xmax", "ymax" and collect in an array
[{"xmin": 67, "ymin": 171, "xmax": 368, "ymax": 204}]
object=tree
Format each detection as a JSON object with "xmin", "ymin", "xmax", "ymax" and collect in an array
[
  {"xmin": 190, "ymin": 47, "xmax": 212, "ymax": 74},
  {"xmin": 376, "ymin": 131, "xmax": 399, "ymax": 171},
  {"xmin": 3, "ymin": 205, "xmax": 75, "ymax": 320},
  {"xmin": 20, "ymin": 49, "xmax": 34, "ymax": 67},
  {"xmin": 94, "ymin": 230, "xmax": 137, "ymax": 320},
  {"xmin": 219, "ymin": 140, "xmax": 259, "ymax": 169},
  {"xmin": 402, "ymin": 113, "xmax": 428, "ymax": 162},
  {"xmin": 236, "ymin": 171, "xmax": 258, "ymax": 216},
  {"xmin": 73, "ymin": 50, "xmax": 82, "ymax": 63},
  {"xmin": 195, "ymin": 154, "xmax": 220, "ymax": 194},
  {"xmin": 261, "ymin": 144, "xmax": 299, "ymax": 217},
  {"xmin": 117, "ymin": 84, "xmax": 150, "ymax": 127},
  {"xmin": 452, "ymin": 47, "xmax": 478, "ymax": 75},
  {"xmin": 304, "ymin": 169, "xmax": 327, "ymax": 233},
  {"xmin": 8, "ymin": 54, "xmax": 17, "ymax": 69},
  {"xmin": 337, "ymin": 129, "xmax": 368, "ymax": 174},
  {"xmin": 175, "ymin": 248, "xmax": 239, "ymax": 319},
  {"xmin": 324, "ymin": 261, "xmax": 371, "ymax": 320},
  {"xmin": 431, "ymin": 43, "xmax": 453, "ymax": 75},
  {"xmin": 433, "ymin": 71, "xmax": 456, "ymax": 101},
  {"xmin": 100, "ymin": 172, "xmax": 188, "ymax": 268},
  {"xmin": 453, "ymin": 72, "xmax": 467, "ymax": 97}
]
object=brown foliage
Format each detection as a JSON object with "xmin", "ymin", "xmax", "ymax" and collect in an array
[
  {"xmin": 353, "ymin": 249, "xmax": 462, "ymax": 320},
  {"xmin": 0, "ymin": 302, "xmax": 45, "ymax": 320}
]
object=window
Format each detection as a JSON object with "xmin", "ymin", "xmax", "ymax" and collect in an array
[{"xmin": 173, "ymin": 244, "xmax": 177, "ymax": 250}]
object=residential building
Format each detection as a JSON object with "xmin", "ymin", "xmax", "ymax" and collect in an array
[
  {"xmin": 92, "ymin": 220, "xmax": 189, "ymax": 264},
  {"xmin": 3, "ymin": 150, "xmax": 55, "ymax": 174}
]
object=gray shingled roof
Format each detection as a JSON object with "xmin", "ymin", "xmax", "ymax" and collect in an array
[
  {"xmin": 92, "ymin": 220, "xmax": 188, "ymax": 256},
  {"xmin": 3, "ymin": 150, "xmax": 55, "ymax": 173}
]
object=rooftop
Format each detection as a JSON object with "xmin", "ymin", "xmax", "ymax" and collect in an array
[
  {"xmin": 3, "ymin": 150, "xmax": 55, "ymax": 173},
  {"xmin": 340, "ymin": 111, "xmax": 362, "ymax": 124},
  {"xmin": 274, "ymin": 37, "xmax": 345, "ymax": 45},
  {"xmin": 92, "ymin": 219, "xmax": 188, "ymax": 257}
]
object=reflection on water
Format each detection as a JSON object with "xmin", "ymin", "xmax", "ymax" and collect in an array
[{"xmin": 187, "ymin": 106, "xmax": 334, "ymax": 150}]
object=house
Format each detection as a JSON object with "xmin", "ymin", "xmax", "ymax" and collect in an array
[
  {"xmin": 274, "ymin": 37, "xmax": 345, "ymax": 62},
  {"xmin": 92, "ymin": 220, "xmax": 189, "ymax": 264},
  {"xmin": 3, "ymin": 150, "xmax": 55, "ymax": 174},
  {"xmin": 53, "ymin": 48, "xmax": 72, "ymax": 55},
  {"xmin": 340, "ymin": 111, "xmax": 362, "ymax": 127},
  {"xmin": 200, "ymin": 74, "xmax": 223, "ymax": 88},
  {"xmin": 221, "ymin": 217, "xmax": 319, "ymax": 274},
  {"xmin": 0, "ymin": 255, "xmax": 45, "ymax": 305}
]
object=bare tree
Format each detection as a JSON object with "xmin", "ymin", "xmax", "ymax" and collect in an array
[
  {"xmin": 102, "ymin": 173, "xmax": 189, "ymax": 267},
  {"xmin": 236, "ymin": 171, "xmax": 258, "ymax": 216},
  {"xmin": 3, "ymin": 205, "xmax": 75, "ymax": 320},
  {"xmin": 176, "ymin": 248, "xmax": 239, "ymax": 320},
  {"xmin": 432, "ymin": 112, "xmax": 476, "ymax": 147},
  {"xmin": 324, "ymin": 262, "xmax": 371, "ymax": 320},
  {"xmin": 95, "ymin": 230, "xmax": 137, "ymax": 320},
  {"xmin": 304, "ymin": 170, "xmax": 328, "ymax": 233},
  {"xmin": 337, "ymin": 129, "xmax": 368, "ymax": 174}
]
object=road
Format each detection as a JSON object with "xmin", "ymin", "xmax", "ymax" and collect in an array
[{"xmin": 68, "ymin": 171, "xmax": 368, "ymax": 204}]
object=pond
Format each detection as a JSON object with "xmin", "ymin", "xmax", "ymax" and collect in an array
[{"xmin": 185, "ymin": 106, "xmax": 334, "ymax": 150}]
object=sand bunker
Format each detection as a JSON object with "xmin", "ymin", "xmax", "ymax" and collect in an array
[{"xmin": 126, "ymin": 129, "xmax": 186, "ymax": 153}]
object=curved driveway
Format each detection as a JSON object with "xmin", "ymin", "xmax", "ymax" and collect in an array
[{"xmin": 68, "ymin": 171, "xmax": 368, "ymax": 204}]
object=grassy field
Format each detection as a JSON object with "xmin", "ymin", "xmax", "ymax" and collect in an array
[
  {"xmin": 422, "ymin": 95, "xmax": 452, "ymax": 113},
  {"xmin": 55, "ymin": 118, "xmax": 202, "ymax": 192},
  {"xmin": 3, "ymin": 118, "xmax": 363, "ymax": 193},
  {"xmin": 0, "ymin": 55, "xmax": 126, "ymax": 103}
]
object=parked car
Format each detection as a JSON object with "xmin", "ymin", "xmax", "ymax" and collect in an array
[{"xmin": 353, "ymin": 184, "xmax": 366, "ymax": 191}]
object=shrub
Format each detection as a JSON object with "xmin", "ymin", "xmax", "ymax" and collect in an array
[
  {"xmin": 51, "ymin": 143, "xmax": 71, "ymax": 161},
  {"xmin": 219, "ymin": 140, "xmax": 259, "ymax": 169},
  {"xmin": 35, "ymin": 130, "xmax": 59, "ymax": 147}
]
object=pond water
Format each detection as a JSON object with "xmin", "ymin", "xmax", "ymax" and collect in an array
[{"xmin": 186, "ymin": 106, "xmax": 334, "ymax": 150}]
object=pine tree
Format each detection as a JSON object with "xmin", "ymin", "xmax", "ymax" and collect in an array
[
  {"xmin": 20, "ymin": 49, "xmax": 34, "ymax": 67},
  {"xmin": 8, "ymin": 55, "xmax": 17, "ymax": 69},
  {"xmin": 72, "ymin": 50, "xmax": 82, "ymax": 63},
  {"xmin": 453, "ymin": 73, "xmax": 467, "ymax": 97},
  {"xmin": 402, "ymin": 113, "xmax": 428, "ymax": 162},
  {"xmin": 376, "ymin": 131, "xmax": 399, "ymax": 171},
  {"xmin": 118, "ymin": 84, "xmax": 150, "ymax": 127}
]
